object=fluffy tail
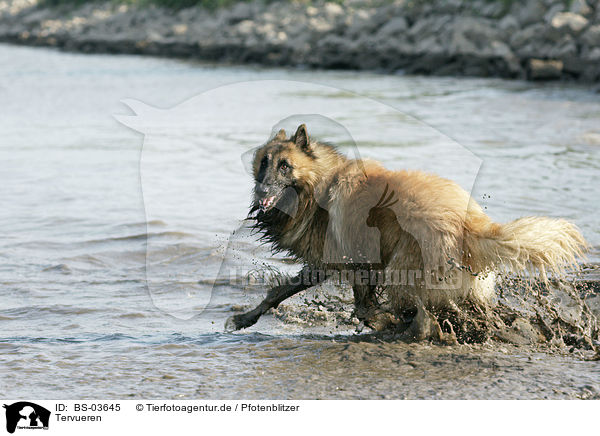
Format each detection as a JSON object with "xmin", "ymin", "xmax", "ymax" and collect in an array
[{"xmin": 465, "ymin": 217, "xmax": 588, "ymax": 279}]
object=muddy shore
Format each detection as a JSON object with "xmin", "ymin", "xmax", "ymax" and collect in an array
[{"xmin": 1, "ymin": 0, "xmax": 599, "ymax": 82}]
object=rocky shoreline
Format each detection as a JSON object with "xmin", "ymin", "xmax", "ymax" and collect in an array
[{"xmin": 1, "ymin": 0, "xmax": 599, "ymax": 82}]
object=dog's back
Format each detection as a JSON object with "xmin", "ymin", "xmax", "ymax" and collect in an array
[{"xmin": 324, "ymin": 156, "xmax": 586, "ymax": 313}]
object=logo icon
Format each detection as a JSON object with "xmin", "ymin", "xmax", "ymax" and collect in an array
[{"xmin": 3, "ymin": 402, "xmax": 50, "ymax": 434}]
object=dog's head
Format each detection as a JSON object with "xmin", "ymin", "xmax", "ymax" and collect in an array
[{"xmin": 251, "ymin": 124, "xmax": 320, "ymax": 215}]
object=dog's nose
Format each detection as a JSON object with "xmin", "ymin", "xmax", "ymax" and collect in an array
[{"xmin": 256, "ymin": 184, "xmax": 267, "ymax": 197}]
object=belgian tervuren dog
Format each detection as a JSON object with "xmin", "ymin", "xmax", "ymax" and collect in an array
[{"xmin": 225, "ymin": 124, "xmax": 588, "ymax": 332}]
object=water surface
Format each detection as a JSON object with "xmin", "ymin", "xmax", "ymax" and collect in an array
[{"xmin": 1, "ymin": 44, "xmax": 599, "ymax": 399}]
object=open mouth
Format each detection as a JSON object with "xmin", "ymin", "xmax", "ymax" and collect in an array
[{"xmin": 259, "ymin": 195, "xmax": 276, "ymax": 211}]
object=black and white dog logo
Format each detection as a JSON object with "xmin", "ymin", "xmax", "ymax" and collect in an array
[{"xmin": 3, "ymin": 402, "xmax": 50, "ymax": 434}]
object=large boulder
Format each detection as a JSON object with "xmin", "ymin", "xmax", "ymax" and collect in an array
[
  {"xmin": 510, "ymin": 23, "xmax": 546, "ymax": 51},
  {"xmin": 569, "ymin": 0, "xmax": 592, "ymax": 17},
  {"xmin": 407, "ymin": 15, "xmax": 451, "ymax": 42},
  {"xmin": 512, "ymin": 0, "xmax": 548, "ymax": 27},
  {"xmin": 528, "ymin": 58, "xmax": 564, "ymax": 80},
  {"xmin": 224, "ymin": 2, "xmax": 255, "ymax": 24},
  {"xmin": 586, "ymin": 47, "xmax": 600, "ymax": 61},
  {"xmin": 376, "ymin": 16, "xmax": 408, "ymax": 39},
  {"xmin": 344, "ymin": 8, "xmax": 377, "ymax": 40},
  {"xmin": 498, "ymin": 15, "xmax": 519, "ymax": 33},
  {"xmin": 551, "ymin": 12, "xmax": 589, "ymax": 34},
  {"xmin": 323, "ymin": 2, "xmax": 344, "ymax": 19},
  {"xmin": 581, "ymin": 24, "xmax": 600, "ymax": 47},
  {"xmin": 544, "ymin": 34, "xmax": 577, "ymax": 59}
]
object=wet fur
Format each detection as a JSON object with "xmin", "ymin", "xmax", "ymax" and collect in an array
[{"xmin": 245, "ymin": 125, "xmax": 589, "ymax": 330}]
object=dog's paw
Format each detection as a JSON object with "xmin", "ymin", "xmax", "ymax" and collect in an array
[
  {"xmin": 224, "ymin": 315, "xmax": 242, "ymax": 331},
  {"xmin": 225, "ymin": 313, "xmax": 258, "ymax": 331},
  {"xmin": 364, "ymin": 312, "xmax": 398, "ymax": 332}
]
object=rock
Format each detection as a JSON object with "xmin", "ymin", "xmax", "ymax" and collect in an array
[
  {"xmin": 408, "ymin": 15, "xmax": 451, "ymax": 40},
  {"xmin": 569, "ymin": 0, "xmax": 592, "ymax": 17},
  {"xmin": 0, "ymin": 0, "xmax": 599, "ymax": 84},
  {"xmin": 434, "ymin": 0, "xmax": 463, "ymax": 15},
  {"xmin": 499, "ymin": 15, "xmax": 519, "ymax": 32},
  {"xmin": 454, "ymin": 16, "xmax": 502, "ymax": 43},
  {"xmin": 510, "ymin": 23, "xmax": 545, "ymax": 50},
  {"xmin": 543, "ymin": 3, "xmax": 565, "ymax": 23},
  {"xmin": 586, "ymin": 47, "xmax": 600, "ymax": 61},
  {"xmin": 488, "ymin": 40, "xmax": 516, "ymax": 59},
  {"xmin": 551, "ymin": 12, "xmax": 589, "ymax": 34},
  {"xmin": 233, "ymin": 19, "xmax": 254, "ymax": 37},
  {"xmin": 20, "ymin": 7, "xmax": 53, "ymax": 26},
  {"xmin": 323, "ymin": 2, "xmax": 344, "ymax": 18},
  {"xmin": 282, "ymin": 16, "xmax": 309, "ymax": 39},
  {"xmin": 478, "ymin": 1, "xmax": 506, "ymax": 19},
  {"xmin": 345, "ymin": 9, "xmax": 376, "ymax": 40},
  {"xmin": 305, "ymin": 5, "xmax": 318, "ymax": 17},
  {"xmin": 226, "ymin": 2, "xmax": 254, "ymax": 24},
  {"xmin": 255, "ymin": 22, "xmax": 279, "ymax": 42},
  {"xmin": 547, "ymin": 34, "xmax": 577, "ymax": 58},
  {"xmin": 307, "ymin": 16, "xmax": 334, "ymax": 34},
  {"xmin": 314, "ymin": 33, "xmax": 352, "ymax": 67},
  {"xmin": 513, "ymin": 1, "xmax": 547, "ymax": 27},
  {"xmin": 375, "ymin": 35, "xmax": 413, "ymax": 63},
  {"xmin": 376, "ymin": 16, "xmax": 408, "ymax": 38},
  {"xmin": 416, "ymin": 35, "xmax": 443, "ymax": 55},
  {"xmin": 546, "ymin": 35, "xmax": 577, "ymax": 59},
  {"xmin": 449, "ymin": 32, "xmax": 476, "ymax": 55},
  {"xmin": 528, "ymin": 58, "xmax": 564, "ymax": 79},
  {"xmin": 352, "ymin": 34, "xmax": 385, "ymax": 69},
  {"xmin": 581, "ymin": 24, "xmax": 600, "ymax": 47}
]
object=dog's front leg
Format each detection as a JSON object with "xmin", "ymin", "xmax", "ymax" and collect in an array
[{"xmin": 225, "ymin": 267, "xmax": 319, "ymax": 331}]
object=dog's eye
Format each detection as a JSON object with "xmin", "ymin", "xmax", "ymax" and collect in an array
[{"xmin": 279, "ymin": 160, "xmax": 291, "ymax": 173}]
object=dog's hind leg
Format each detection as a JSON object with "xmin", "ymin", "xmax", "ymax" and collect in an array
[{"xmin": 225, "ymin": 267, "xmax": 321, "ymax": 331}]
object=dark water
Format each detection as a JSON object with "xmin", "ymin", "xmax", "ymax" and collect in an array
[{"xmin": 1, "ymin": 43, "xmax": 600, "ymax": 399}]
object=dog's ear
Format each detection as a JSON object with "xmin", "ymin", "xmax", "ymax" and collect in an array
[
  {"xmin": 293, "ymin": 124, "xmax": 310, "ymax": 153},
  {"xmin": 274, "ymin": 128, "xmax": 287, "ymax": 141}
]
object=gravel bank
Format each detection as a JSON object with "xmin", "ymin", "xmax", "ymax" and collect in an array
[{"xmin": 1, "ymin": 0, "xmax": 599, "ymax": 81}]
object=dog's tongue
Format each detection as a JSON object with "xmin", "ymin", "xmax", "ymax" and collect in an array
[{"xmin": 260, "ymin": 196, "xmax": 275, "ymax": 210}]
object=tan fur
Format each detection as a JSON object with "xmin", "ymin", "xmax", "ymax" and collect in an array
[{"xmin": 252, "ymin": 126, "xmax": 589, "ymax": 325}]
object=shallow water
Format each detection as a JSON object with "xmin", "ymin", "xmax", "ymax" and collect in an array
[{"xmin": 1, "ymin": 43, "xmax": 600, "ymax": 399}]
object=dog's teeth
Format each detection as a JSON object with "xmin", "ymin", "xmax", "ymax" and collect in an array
[{"xmin": 259, "ymin": 196, "xmax": 276, "ymax": 210}]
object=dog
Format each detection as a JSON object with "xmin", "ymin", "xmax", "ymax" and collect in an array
[{"xmin": 225, "ymin": 124, "xmax": 588, "ymax": 332}]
